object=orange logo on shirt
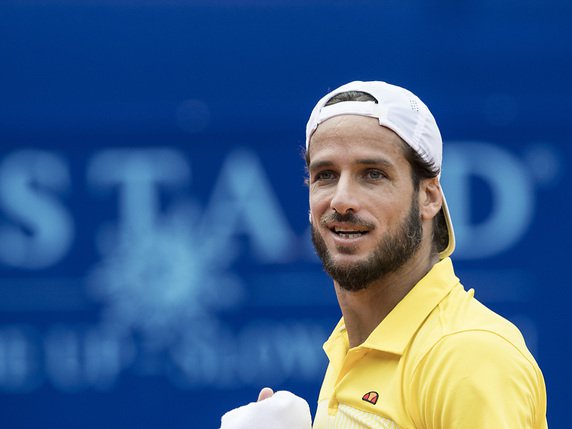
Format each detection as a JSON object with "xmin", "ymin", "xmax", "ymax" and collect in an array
[{"xmin": 362, "ymin": 391, "xmax": 379, "ymax": 405}]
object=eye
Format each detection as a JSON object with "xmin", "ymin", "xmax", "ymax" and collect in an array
[
  {"xmin": 365, "ymin": 169, "xmax": 385, "ymax": 180},
  {"xmin": 313, "ymin": 170, "xmax": 336, "ymax": 182}
]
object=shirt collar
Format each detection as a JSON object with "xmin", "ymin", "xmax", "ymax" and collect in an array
[{"xmin": 323, "ymin": 258, "xmax": 459, "ymax": 358}]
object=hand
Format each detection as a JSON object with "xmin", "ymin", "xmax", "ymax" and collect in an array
[
  {"xmin": 220, "ymin": 389, "xmax": 312, "ymax": 429},
  {"xmin": 257, "ymin": 387, "xmax": 274, "ymax": 402}
]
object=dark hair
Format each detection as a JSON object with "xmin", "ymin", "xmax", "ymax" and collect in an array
[
  {"xmin": 305, "ymin": 90, "xmax": 449, "ymax": 255},
  {"xmin": 325, "ymin": 90, "xmax": 379, "ymax": 104},
  {"xmin": 401, "ymin": 144, "xmax": 449, "ymax": 255}
]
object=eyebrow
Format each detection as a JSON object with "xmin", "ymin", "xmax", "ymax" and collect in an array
[
  {"xmin": 355, "ymin": 158, "xmax": 394, "ymax": 168},
  {"xmin": 309, "ymin": 158, "xmax": 394, "ymax": 171}
]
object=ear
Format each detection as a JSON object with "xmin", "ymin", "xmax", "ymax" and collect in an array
[{"xmin": 419, "ymin": 177, "xmax": 442, "ymax": 221}]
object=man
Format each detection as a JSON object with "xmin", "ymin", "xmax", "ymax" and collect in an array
[{"xmin": 220, "ymin": 81, "xmax": 548, "ymax": 428}]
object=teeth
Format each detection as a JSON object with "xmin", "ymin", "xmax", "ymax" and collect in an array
[
  {"xmin": 336, "ymin": 231, "xmax": 363, "ymax": 238},
  {"xmin": 331, "ymin": 226, "xmax": 368, "ymax": 238},
  {"xmin": 334, "ymin": 228, "xmax": 366, "ymax": 233}
]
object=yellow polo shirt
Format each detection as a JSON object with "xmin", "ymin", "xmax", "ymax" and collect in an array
[{"xmin": 313, "ymin": 258, "xmax": 548, "ymax": 429}]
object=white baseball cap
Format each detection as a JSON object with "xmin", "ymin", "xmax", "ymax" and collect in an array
[{"xmin": 305, "ymin": 80, "xmax": 455, "ymax": 259}]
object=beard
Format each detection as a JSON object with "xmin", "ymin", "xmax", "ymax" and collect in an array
[{"xmin": 311, "ymin": 193, "xmax": 423, "ymax": 292}]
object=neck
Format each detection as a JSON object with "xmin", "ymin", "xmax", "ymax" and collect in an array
[{"xmin": 335, "ymin": 246, "xmax": 438, "ymax": 349}]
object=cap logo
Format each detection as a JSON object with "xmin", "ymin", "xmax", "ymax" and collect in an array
[{"xmin": 362, "ymin": 391, "xmax": 379, "ymax": 405}]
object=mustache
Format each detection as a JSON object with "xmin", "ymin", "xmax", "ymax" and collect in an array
[{"xmin": 320, "ymin": 211, "xmax": 375, "ymax": 229}]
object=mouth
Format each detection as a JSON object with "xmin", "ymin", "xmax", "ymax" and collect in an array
[{"xmin": 329, "ymin": 224, "xmax": 371, "ymax": 239}]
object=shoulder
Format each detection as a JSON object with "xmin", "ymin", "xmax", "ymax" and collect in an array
[
  {"xmin": 414, "ymin": 329, "xmax": 541, "ymax": 383},
  {"xmin": 402, "ymin": 282, "xmax": 547, "ymax": 428},
  {"xmin": 408, "ymin": 286, "xmax": 544, "ymax": 400},
  {"xmin": 407, "ymin": 330, "xmax": 546, "ymax": 428},
  {"xmin": 409, "ymin": 282, "xmax": 534, "ymax": 365}
]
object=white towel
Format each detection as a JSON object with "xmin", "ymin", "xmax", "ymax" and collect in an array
[{"xmin": 219, "ymin": 390, "xmax": 312, "ymax": 429}]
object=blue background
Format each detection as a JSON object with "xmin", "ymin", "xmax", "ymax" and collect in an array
[{"xmin": 0, "ymin": 1, "xmax": 570, "ymax": 428}]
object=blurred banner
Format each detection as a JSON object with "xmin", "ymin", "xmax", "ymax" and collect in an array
[{"xmin": 0, "ymin": 1, "xmax": 570, "ymax": 428}]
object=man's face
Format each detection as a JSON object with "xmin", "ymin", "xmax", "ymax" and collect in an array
[{"xmin": 308, "ymin": 115, "xmax": 423, "ymax": 291}]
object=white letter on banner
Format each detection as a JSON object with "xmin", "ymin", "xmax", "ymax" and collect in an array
[
  {"xmin": 201, "ymin": 149, "xmax": 294, "ymax": 263},
  {"xmin": 0, "ymin": 150, "xmax": 73, "ymax": 268},
  {"xmin": 88, "ymin": 149, "xmax": 190, "ymax": 234},
  {"xmin": 442, "ymin": 142, "xmax": 534, "ymax": 259}
]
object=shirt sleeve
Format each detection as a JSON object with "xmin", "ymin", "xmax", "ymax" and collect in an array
[{"xmin": 408, "ymin": 330, "xmax": 547, "ymax": 429}]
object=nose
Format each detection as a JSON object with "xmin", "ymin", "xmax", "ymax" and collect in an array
[{"xmin": 330, "ymin": 175, "xmax": 360, "ymax": 214}]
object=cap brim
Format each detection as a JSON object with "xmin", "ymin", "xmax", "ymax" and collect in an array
[{"xmin": 439, "ymin": 190, "xmax": 456, "ymax": 259}]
